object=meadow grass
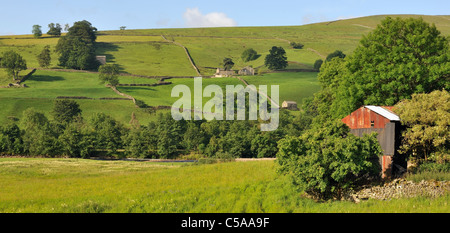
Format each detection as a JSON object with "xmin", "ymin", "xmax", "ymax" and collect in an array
[
  {"xmin": 243, "ymin": 72, "xmax": 320, "ymax": 105},
  {"xmin": 0, "ymin": 158, "xmax": 448, "ymax": 213},
  {"xmin": 1, "ymin": 15, "xmax": 448, "ymax": 78},
  {"xmin": 117, "ymin": 77, "xmax": 244, "ymax": 107},
  {"xmin": 0, "ymin": 69, "xmax": 166, "ymax": 126}
]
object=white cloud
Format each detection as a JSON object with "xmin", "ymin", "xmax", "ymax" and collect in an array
[{"xmin": 183, "ymin": 8, "xmax": 237, "ymax": 28}]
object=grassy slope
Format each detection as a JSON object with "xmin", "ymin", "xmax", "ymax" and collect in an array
[
  {"xmin": 0, "ymin": 70, "xmax": 163, "ymax": 126},
  {"xmin": 0, "ymin": 15, "xmax": 448, "ymax": 126},
  {"xmin": 0, "ymin": 158, "xmax": 447, "ymax": 213}
]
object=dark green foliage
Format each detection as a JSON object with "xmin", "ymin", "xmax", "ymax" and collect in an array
[
  {"xmin": 21, "ymin": 108, "xmax": 61, "ymax": 157},
  {"xmin": 0, "ymin": 50, "xmax": 27, "ymax": 80},
  {"xmin": 32, "ymin": 25, "xmax": 42, "ymax": 38},
  {"xmin": 264, "ymin": 46, "xmax": 288, "ymax": 70},
  {"xmin": 51, "ymin": 99, "xmax": 82, "ymax": 125},
  {"xmin": 47, "ymin": 23, "xmax": 62, "ymax": 37},
  {"xmin": 313, "ymin": 59, "xmax": 323, "ymax": 70},
  {"xmin": 98, "ymin": 64, "xmax": 120, "ymax": 87},
  {"xmin": 0, "ymin": 123, "xmax": 23, "ymax": 155},
  {"xmin": 124, "ymin": 124, "xmax": 158, "ymax": 158},
  {"xmin": 395, "ymin": 90, "xmax": 449, "ymax": 162},
  {"xmin": 290, "ymin": 42, "xmax": 304, "ymax": 49},
  {"xmin": 277, "ymin": 120, "xmax": 382, "ymax": 200},
  {"xmin": 59, "ymin": 121, "xmax": 93, "ymax": 158},
  {"xmin": 344, "ymin": 17, "xmax": 449, "ymax": 108},
  {"xmin": 55, "ymin": 20, "xmax": 99, "ymax": 70},
  {"xmin": 309, "ymin": 17, "xmax": 449, "ymax": 126},
  {"xmin": 37, "ymin": 45, "xmax": 51, "ymax": 68},
  {"xmin": 155, "ymin": 113, "xmax": 186, "ymax": 158},
  {"xmin": 223, "ymin": 57, "xmax": 234, "ymax": 70},
  {"xmin": 325, "ymin": 50, "xmax": 346, "ymax": 61},
  {"xmin": 241, "ymin": 48, "xmax": 259, "ymax": 62},
  {"xmin": 90, "ymin": 113, "xmax": 126, "ymax": 156}
]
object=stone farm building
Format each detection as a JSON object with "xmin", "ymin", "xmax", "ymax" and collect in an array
[
  {"xmin": 96, "ymin": 56, "xmax": 107, "ymax": 65},
  {"xmin": 341, "ymin": 105, "xmax": 405, "ymax": 179},
  {"xmin": 281, "ymin": 101, "xmax": 298, "ymax": 110},
  {"xmin": 214, "ymin": 68, "xmax": 235, "ymax": 77},
  {"xmin": 238, "ymin": 66, "xmax": 255, "ymax": 76}
]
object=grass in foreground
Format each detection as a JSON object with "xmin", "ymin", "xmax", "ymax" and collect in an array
[{"xmin": 0, "ymin": 158, "xmax": 447, "ymax": 213}]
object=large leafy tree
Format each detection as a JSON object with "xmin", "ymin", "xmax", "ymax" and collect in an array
[
  {"xmin": 309, "ymin": 17, "xmax": 449, "ymax": 123},
  {"xmin": 241, "ymin": 48, "xmax": 259, "ymax": 62},
  {"xmin": 264, "ymin": 46, "xmax": 288, "ymax": 70},
  {"xmin": 51, "ymin": 99, "xmax": 82, "ymax": 125},
  {"xmin": 0, "ymin": 50, "xmax": 27, "ymax": 81},
  {"xmin": 32, "ymin": 25, "xmax": 42, "ymax": 38},
  {"xmin": 98, "ymin": 64, "xmax": 120, "ymax": 87},
  {"xmin": 47, "ymin": 23, "xmax": 62, "ymax": 37},
  {"xmin": 37, "ymin": 45, "xmax": 51, "ymax": 68},
  {"xmin": 394, "ymin": 90, "xmax": 449, "ymax": 162},
  {"xmin": 223, "ymin": 57, "xmax": 234, "ymax": 70},
  {"xmin": 55, "ymin": 20, "xmax": 99, "ymax": 70},
  {"xmin": 277, "ymin": 120, "xmax": 381, "ymax": 200},
  {"xmin": 344, "ymin": 16, "xmax": 449, "ymax": 108}
]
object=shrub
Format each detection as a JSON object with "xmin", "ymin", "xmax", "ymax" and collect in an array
[
  {"xmin": 277, "ymin": 120, "xmax": 382, "ymax": 200},
  {"xmin": 241, "ymin": 48, "xmax": 259, "ymax": 62},
  {"xmin": 290, "ymin": 42, "xmax": 304, "ymax": 49},
  {"xmin": 313, "ymin": 59, "xmax": 323, "ymax": 70}
]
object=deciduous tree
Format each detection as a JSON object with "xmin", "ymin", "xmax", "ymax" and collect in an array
[
  {"xmin": 32, "ymin": 25, "xmax": 42, "ymax": 38},
  {"xmin": 37, "ymin": 45, "xmax": 51, "ymax": 68},
  {"xmin": 264, "ymin": 46, "xmax": 287, "ymax": 70},
  {"xmin": 0, "ymin": 50, "xmax": 27, "ymax": 81}
]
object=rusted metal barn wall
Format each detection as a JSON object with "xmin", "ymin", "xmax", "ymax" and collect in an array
[
  {"xmin": 342, "ymin": 107, "xmax": 392, "ymax": 129},
  {"xmin": 342, "ymin": 106, "xmax": 402, "ymax": 179}
]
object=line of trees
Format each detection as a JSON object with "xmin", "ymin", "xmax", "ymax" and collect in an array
[
  {"xmin": 32, "ymin": 23, "xmax": 70, "ymax": 38},
  {"xmin": 29, "ymin": 20, "xmax": 99, "ymax": 70},
  {"xmin": 0, "ymin": 100, "xmax": 308, "ymax": 159}
]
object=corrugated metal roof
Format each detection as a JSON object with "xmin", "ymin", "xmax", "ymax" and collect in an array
[{"xmin": 365, "ymin": 106, "xmax": 400, "ymax": 121}]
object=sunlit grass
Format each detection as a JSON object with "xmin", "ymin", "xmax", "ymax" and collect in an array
[{"xmin": 0, "ymin": 158, "xmax": 448, "ymax": 213}]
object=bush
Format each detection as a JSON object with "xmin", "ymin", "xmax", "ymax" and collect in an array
[
  {"xmin": 277, "ymin": 120, "xmax": 382, "ymax": 200},
  {"xmin": 417, "ymin": 162, "xmax": 450, "ymax": 173},
  {"xmin": 241, "ymin": 48, "xmax": 259, "ymax": 62},
  {"xmin": 290, "ymin": 42, "xmax": 304, "ymax": 49},
  {"xmin": 326, "ymin": 50, "xmax": 346, "ymax": 61},
  {"xmin": 314, "ymin": 59, "xmax": 323, "ymax": 70}
]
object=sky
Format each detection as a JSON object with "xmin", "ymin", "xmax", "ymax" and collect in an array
[{"xmin": 0, "ymin": 0, "xmax": 449, "ymax": 35}]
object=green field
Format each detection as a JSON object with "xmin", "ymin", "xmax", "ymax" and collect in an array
[
  {"xmin": 0, "ymin": 68, "xmax": 319, "ymax": 126},
  {"xmin": 2, "ymin": 15, "xmax": 448, "ymax": 77},
  {"xmin": 0, "ymin": 158, "xmax": 448, "ymax": 213},
  {"xmin": 1, "ymin": 14, "xmax": 447, "ymax": 126},
  {"xmin": 243, "ymin": 72, "xmax": 320, "ymax": 105},
  {"xmin": 0, "ymin": 69, "xmax": 165, "ymax": 126}
]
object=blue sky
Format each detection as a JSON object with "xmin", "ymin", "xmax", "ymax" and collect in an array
[{"xmin": 0, "ymin": 0, "xmax": 448, "ymax": 35}]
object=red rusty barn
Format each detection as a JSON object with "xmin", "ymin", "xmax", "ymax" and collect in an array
[{"xmin": 341, "ymin": 105, "xmax": 405, "ymax": 179}]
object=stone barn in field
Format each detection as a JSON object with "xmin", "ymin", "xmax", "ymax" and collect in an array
[
  {"xmin": 238, "ymin": 66, "xmax": 255, "ymax": 76},
  {"xmin": 281, "ymin": 101, "xmax": 298, "ymax": 110},
  {"xmin": 96, "ymin": 56, "xmax": 107, "ymax": 65},
  {"xmin": 214, "ymin": 68, "xmax": 235, "ymax": 77},
  {"xmin": 341, "ymin": 105, "xmax": 405, "ymax": 179}
]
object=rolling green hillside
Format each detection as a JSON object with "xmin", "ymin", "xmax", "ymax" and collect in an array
[{"xmin": 0, "ymin": 14, "xmax": 448, "ymax": 126}]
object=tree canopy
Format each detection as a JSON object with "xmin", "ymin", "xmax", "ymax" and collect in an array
[
  {"xmin": 0, "ymin": 50, "xmax": 27, "ymax": 80},
  {"xmin": 394, "ymin": 90, "xmax": 449, "ymax": 162},
  {"xmin": 223, "ymin": 58, "xmax": 234, "ymax": 70},
  {"xmin": 37, "ymin": 45, "xmax": 51, "ymax": 68},
  {"xmin": 98, "ymin": 64, "xmax": 120, "ymax": 87},
  {"xmin": 241, "ymin": 48, "xmax": 259, "ymax": 62},
  {"xmin": 47, "ymin": 23, "xmax": 62, "ymax": 37},
  {"xmin": 264, "ymin": 46, "xmax": 288, "ymax": 70},
  {"xmin": 55, "ymin": 20, "xmax": 99, "ymax": 70},
  {"xmin": 309, "ymin": 17, "xmax": 450, "ymax": 123},
  {"xmin": 32, "ymin": 25, "xmax": 42, "ymax": 38}
]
